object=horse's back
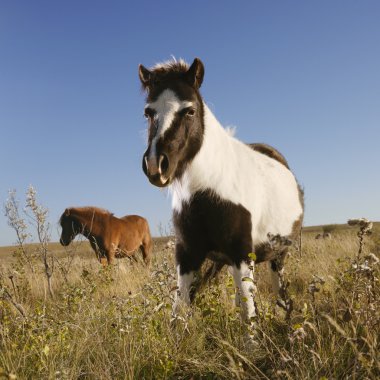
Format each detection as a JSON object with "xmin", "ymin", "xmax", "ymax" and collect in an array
[
  {"xmin": 247, "ymin": 143, "xmax": 289, "ymax": 169},
  {"xmin": 120, "ymin": 215, "xmax": 149, "ymax": 231},
  {"xmin": 116, "ymin": 214, "xmax": 152, "ymax": 257},
  {"xmin": 121, "ymin": 214, "xmax": 147, "ymax": 223},
  {"xmin": 116, "ymin": 215, "xmax": 151, "ymax": 241}
]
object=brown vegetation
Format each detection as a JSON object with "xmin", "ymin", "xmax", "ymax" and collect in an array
[
  {"xmin": 0, "ymin": 220, "xmax": 379, "ymax": 379},
  {"xmin": 0, "ymin": 187, "xmax": 379, "ymax": 379}
]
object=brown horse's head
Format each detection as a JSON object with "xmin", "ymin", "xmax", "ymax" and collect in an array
[
  {"xmin": 139, "ymin": 58, "xmax": 205, "ymax": 187},
  {"xmin": 59, "ymin": 208, "xmax": 81, "ymax": 246}
]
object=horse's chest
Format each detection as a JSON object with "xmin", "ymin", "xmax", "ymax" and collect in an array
[{"xmin": 173, "ymin": 190, "xmax": 252, "ymax": 253}]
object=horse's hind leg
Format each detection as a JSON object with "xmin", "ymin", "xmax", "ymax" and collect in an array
[
  {"xmin": 141, "ymin": 234, "xmax": 153, "ymax": 266},
  {"xmin": 268, "ymin": 253, "xmax": 286, "ymax": 298},
  {"xmin": 269, "ymin": 251, "xmax": 293, "ymax": 318},
  {"xmin": 255, "ymin": 234, "xmax": 293, "ymax": 316}
]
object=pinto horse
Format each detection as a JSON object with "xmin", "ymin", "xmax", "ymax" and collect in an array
[
  {"xmin": 139, "ymin": 58, "xmax": 304, "ymax": 323},
  {"xmin": 59, "ymin": 207, "xmax": 152, "ymax": 266}
]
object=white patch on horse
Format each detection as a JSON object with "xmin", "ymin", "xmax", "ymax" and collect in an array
[
  {"xmin": 172, "ymin": 265, "xmax": 195, "ymax": 313},
  {"xmin": 170, "ymin": 103, "xmax": 303, "ymax": 244},
  {"xmin": 170, "ymin": 171, "xmax": 191, "ymax": 212},
  {"xmin": 146, "ymin": 89, "xmax": 193, "ymax": 162},
  {"xmin": 230, "ymin": 261, "xmax": 257, "ymax": 320}
]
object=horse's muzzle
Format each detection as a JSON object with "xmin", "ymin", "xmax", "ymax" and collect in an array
[
  {"xmin": 60, "ymin": 237, "xmax": 70, "ymax": 246},
  {"xmin": 142, "ymin": 153, "xmax": 170, "ymax": 187}
]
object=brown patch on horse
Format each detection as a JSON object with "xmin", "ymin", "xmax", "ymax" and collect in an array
[
  {"xmin": 59, "ymin": 207, "xmax": 153, "ymax": 266},
  {"xmin": 248, "ymin": 143, "xmax": 290, "ymax": 169}
]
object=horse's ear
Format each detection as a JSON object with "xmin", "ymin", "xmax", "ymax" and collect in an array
[
  {"xmin": 139, "ymin": 64, "xmax": 153, "ymax": 90},
  {"xmin": 64, "ymin": 208, "xmax": 70, "ymax": 216},
  {"xmin": 185, "ymin": 58, "xmax": 204, "ymax": 89}
]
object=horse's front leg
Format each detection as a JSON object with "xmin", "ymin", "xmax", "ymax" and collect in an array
[
  {"xmin": 100, "ymin": 241, "xmax": 117, "ymax": 266},
  {"xmin": 98, "ymin": 248, "xmax": 109, "ymax": 266},
  {"xmin": 172, "ymin": 244, "xmax": 205, "ymax": 315},
  {"xmin": 230, "ymin": 260, "xmax": 257, "ymax": 322},
  {"xmin": 90, "ymin": 240, "xmax": 107, "ymax": 266},
  {"xmin": 106, "ymin": 246, "xmax": 116, "ymax": 265}
]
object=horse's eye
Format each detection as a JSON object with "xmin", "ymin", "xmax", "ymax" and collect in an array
[{"xmin": 186, "ymin": 108, "xmax": 196, "ymax": 117}]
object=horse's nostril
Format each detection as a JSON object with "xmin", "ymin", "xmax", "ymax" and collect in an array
[
  {"xmin": 158, "ymin": 154, "xmax": 169, "ymax": 175},
  {"xmin": 143, "ymin": 155, "xmax": 149, "ymax": 175}
]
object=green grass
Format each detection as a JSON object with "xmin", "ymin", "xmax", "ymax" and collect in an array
[{"xmin": 0, "ymin": 225, "xmax": 379, "ymax": 379}]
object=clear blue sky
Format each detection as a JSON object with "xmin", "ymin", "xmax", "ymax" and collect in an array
[{"xmin": 1, "ymin": 1, "xmax": 379, "ymax": 246}]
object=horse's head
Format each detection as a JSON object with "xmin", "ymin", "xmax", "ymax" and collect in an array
[
  {"xmin": 139, "ymin": 58, "xmax": 205, "ymax": 187},
  {"xmin": 59, "ymin": 208, "xmax": 80, "ymax": 246}
]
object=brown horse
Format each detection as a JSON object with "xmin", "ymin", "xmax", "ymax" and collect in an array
[{"xmin": 59, "ymin": 207, "xmax": 153, "ymax": 266}]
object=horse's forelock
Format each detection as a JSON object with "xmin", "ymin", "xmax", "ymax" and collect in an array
[
  {"xmin": 151, "ymin": 58, "xmax": 189, "ymax": 74},
  {"xmin": 141, "ymin": 59, "xmax": 190, "ymax": 92}
]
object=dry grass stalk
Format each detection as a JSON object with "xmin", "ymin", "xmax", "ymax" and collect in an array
[{"xmin": 0, "ymin": 192, "xmax": 379, "ymax": 379}]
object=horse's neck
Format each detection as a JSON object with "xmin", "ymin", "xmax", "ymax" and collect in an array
[
  {"xmin": 189, "ymin": 104, "xmax": 239, "ymax": 184},
  {"xmin": 170, "ymin": 104, "xmax": 245, "ymax": 206}
]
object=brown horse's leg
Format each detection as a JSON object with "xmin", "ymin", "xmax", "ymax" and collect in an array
[
  {"xmin": 140, "ymin": 244, "xmax": 150, "ymax": 266},
  {"xmin": 141, "ymin": 233, "xmax": 153, "ymax": 266},
  {"xmin": 106, "ymin": 248, "xmax": 116, "ymax": 266},
  {"xmin": 100, "ymin": 257, "xmax": 108, "ymax": 267},
  {"xmin": 90, "ymin": 239, "xmax": 103, "ymax": 264},
  {"xmin": 99, "ymin": 249, "xmax": 108, "ymax": 266}
]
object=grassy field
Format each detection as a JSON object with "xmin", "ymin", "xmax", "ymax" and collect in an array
[{"xmin": 0, "ymin": 223, "xmax": 379, "ymax": 379}]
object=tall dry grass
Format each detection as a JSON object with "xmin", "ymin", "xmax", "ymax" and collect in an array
[{"xmin": 0, "ymin": 189, "xmax": 379, "ymax": 379}]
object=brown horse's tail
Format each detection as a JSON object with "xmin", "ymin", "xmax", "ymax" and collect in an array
[{"xmin": 141, "ymin": 220, "xmax": 153, "ymax": 266}]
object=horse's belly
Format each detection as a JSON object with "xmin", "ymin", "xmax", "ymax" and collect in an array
[
  {"xmin": 172, "ymin": 183, "xmax": 302, "ymax": 264},
  {"xmin": 242, "ymin": 165, "xmax": 303, "ymax": 245}
]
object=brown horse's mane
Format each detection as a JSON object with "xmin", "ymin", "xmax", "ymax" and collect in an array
[
  {"xmin": 70, "ymin": 206, "xmax": 113, "ymax": 217},
  {"xmin": 61, "ymin": 206, "xmax": 113, "ymax": 219},
  {"xmin": 60, "ymin": 206, "xmax": 114, "ymax": 235}
]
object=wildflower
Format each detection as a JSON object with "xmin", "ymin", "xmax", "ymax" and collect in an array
[{"xmin": 289, "ymin": 326, "xmax": 307, "ymax": 342}]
